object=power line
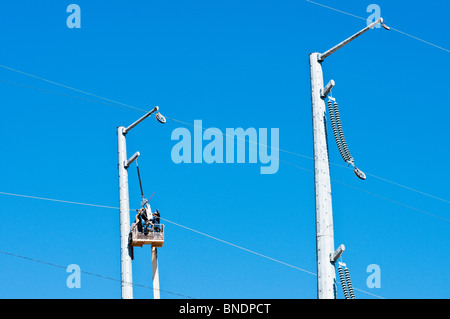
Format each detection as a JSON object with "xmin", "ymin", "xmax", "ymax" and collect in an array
[
  {"xmin": 1, "ymin": 183, "xmax": 448, "ymax": 297},
  {"xmin": 0, "ymin": 79, "xmax": 138, "ymax": 111},
  {"xmin": 326, "ymin": 162, "xmax": 450, "ymax": 206},
  {"xmin": 303, "ymin": 0, "xmax": 450, "ymax": 53},
  {"xmin": 0, "ymin": 5, "xmax": 445, "ymax": 299},
  {"xmin": 160, "ymin": 216, "xmax": 385, "ymax": 299},
  {"xmin": 0, "ymin": 191, "xmax": 119, "ymax": 210},
  {"xmin": 1, "ymin": 74, "xmax": 448, "ymax": 208},
  {"xmin": 0, "ymin": 189, "xmax": 384, "ymax": 298},
  {"xmin": 280, "ymin": 160, "xmax": 450, "ymax": 223},
  {"xmin": 159, "ymin": 216, "xmax": 317, "ymax": 276},
  {"xmin": 0, "ymin": 64, "xmax": 146, "ymax": 112},
  {"xmin": 1, "ymin": 73, "xmax": 449, "ymax": 218},
  {"xmin": 0, "ymin": 246, "xmax": 383, "ymax": 299},
  {"xmin": 0, "ymin": 191, "xmax": 316, "ymax": 275},
  {"xmin": 0, "ymin": 249, "xmax": 195, "ymax": 299},
  {"xmin": 168, "ymin": 116, "xmax": 450, "ymax": 208},
  {"xmin": 304, "ymin": 0, "xmax": 367, "ymax": 22},
  {"xmin": 1, "ymin": 153, "xmax": 448, "ymax": 224}
]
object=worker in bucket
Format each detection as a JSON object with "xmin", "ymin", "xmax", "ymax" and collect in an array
[
  {"xmin": 134, "ymin": 202, "xmax": 153, "ymax": 234},
  {"xmin": 153, "ymin": 209, "xmax": 161, "ymax": 231}
]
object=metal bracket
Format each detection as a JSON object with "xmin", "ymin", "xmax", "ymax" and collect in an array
[
  {"xmin": 124, "ymin": 106, "xmax": 159, "ymax": 134},
  {"xmin": 318, "ymin": 17, "xmax": 387, "ymax": 62},
  {"xmin": 125, "ymin": 151, "xmax": 140, "ymax": 168},
  {"xmin": 320, "ymin": 79, "xmax": 335, "ymax": 99},
  {"xmin": 330, "ymin": 244, "xmax": 345, "ymax": 263}
]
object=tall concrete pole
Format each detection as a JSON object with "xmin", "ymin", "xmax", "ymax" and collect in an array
[
  {"xmin": 309, "ymin": 52, "xmax": 336, "ymax": 299},
  {"xmin": 117, "ymin": 106, "xmax": 164, "ymax": 299},
  {"xmin": 152, "ymin": 246, "xmax": 160, "ymax": 299},
  {"xmin": 117, "ymin": 126, "xmax": 133, "ymax": 299},
  {"xmin": 309, "ymin": 17, "xmax": 388, "ymax": 299}
]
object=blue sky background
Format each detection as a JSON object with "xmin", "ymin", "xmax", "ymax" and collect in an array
[{"xmin": 0, "ymin": 0, "xmax": 449, "ymax": 299}]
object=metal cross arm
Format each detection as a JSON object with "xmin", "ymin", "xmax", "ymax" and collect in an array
[
  {"xmin": 321, "ymin": 79, "xmax": 335, "ymax": 99},
  {"xmin": 318, "ymin": 17, "xmax": 390, "ymax": 62},
  {"xmin": 124, "ymin": 106, "xmax": 160, "ymax": 134},
  {"xmin": 330, "ymin": 244, "xmax": 345, "ymax": 263},
  {"xmin": 125, "ymin": 152, "xmax": 140, "ymax": 168}
]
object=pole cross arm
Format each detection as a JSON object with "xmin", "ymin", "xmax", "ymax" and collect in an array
[
  {"xmin": 318, "ymin": 18, "xmax": 389, "ymax": 62},
  {"xmin": 321, "ymin": 80, "xmax": 335, "ymax": 99},
  {"xmin": 125, "ymin": 151, "xmax": 140, "ymax": 168},
  {"xmin": 330, "ymin": 244, "xmax": 345, "ymax": 263},
  {"xmin": 124, "ymin": 106, "xmax": 159, "ymax": 134}
]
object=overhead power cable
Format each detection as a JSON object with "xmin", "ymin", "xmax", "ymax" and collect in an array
[
  {"xmin": 0, "ymin": 65, "xmax": 449, "ymax": 206},
  {"xmin": 0, "ymin": 65, "xmax": 145, "ymax": 112},
  {"xmin": 0, "ymin": 190, "xmax": 385, "ymax": 298},
  {"xmin": 0, "ymin": 249, "xmax": 195, "ymax": 299},
  {"xmin": 303, "ymin": 0, "xmax": 450, "ymax": 53},
  {"xmin": 279, "ymin": 160, "xmax": 450, "ymax": 223},
  {"xmin": 0, "ymin": 185, "xmax": 447, "ymax": 298},
  {"xmin": 0, "ymin": 191, "xmax": 315, "ymax": 276}
]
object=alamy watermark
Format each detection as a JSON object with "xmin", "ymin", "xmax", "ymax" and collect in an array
[
  {"xmin": 66, "ymin": 4, "xmax": 81, "ymax": 29},
  {"xmin": 171, "ymin": 120, "xmax": 280, "ymax": 174},
  {"xmin": 366, "ymin": 264, "xmax": 381, "ymax": 288},
  {"xmin": 367, "ymin": 4, "xmax": 381, "ymax": 28},
  {"xmin": 66, "ymin": 264, "xmax": 81, "ymax": 288}
]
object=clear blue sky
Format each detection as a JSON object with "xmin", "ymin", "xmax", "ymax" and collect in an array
[{"xmin": 0, "ymin": 0, "xmax": 449, "ymax": 299}]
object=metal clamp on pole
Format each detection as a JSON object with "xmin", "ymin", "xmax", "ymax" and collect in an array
[
  {"xmin": 321, "ymin": 79, "xmax": 335, "ymax": 99},
  {"xmin": 125, "ymin": 152, "xmax": 140, "ymax": 169},
  {"xmin": 331, "ymin": 244, "xmax": 345, "ymax": 263}
]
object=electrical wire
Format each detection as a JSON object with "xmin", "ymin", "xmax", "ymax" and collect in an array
[
  {"xmin": 0, "ymin": 79, "xmax": 448, "ymax": 222},
  {"xmin": 0, "ymin": 249, "xmax": 195, "ymax": 299},
  {"xmin": 0, "ymin": 191, "xmax": 316, "ymax": 276},
  {"xmin": 0, "ymin": 190, "xmax": 385, "ymax": 298},
  {"xmin": 0, "ymin": 191, "xmax": 119, "ymax": 210},
  {"xmin": 279, "ymin": 160, "xmax": 450, "ymax": 223},
  {"xmin": 0, "ymin": 65, "xmax": 146, "ymax": 112},
  {"xmin": 0, "ymin": 5, "xmax": 446, "ymax": 299},
  {"xmin": 304, "ymin": 0, "xmax": 367, "ymax": 22},
  {"xmin": 159, "ymin": 216, "xmax": 317, "ymax": 276},
  {"xmin": 0, "ymin": 183, "xmax": 446, "ymax": 298},
  {"xmin": 2, "ymin": 75, "xmax": 448, "ymax": 208},
  {"xmin": 303, "ymin": 0, "xmax": 450, "ymax": 53},
  {"xmin": 0, "ymin": 79, "xmax": 141, "ymax": 111},
  {"xmin": 1, "ymin": 69, "xmax": 449, "ymax": 207}
]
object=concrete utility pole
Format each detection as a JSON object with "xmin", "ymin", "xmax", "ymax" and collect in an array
[
  {"xmin": 118, "ymin": 125, "xmax": 133, "ymax": 299},
  {"xmin": 309, "ymin": 18, "xmax": 388, "ymax": 299},
  {"xmin": 117, "ymin": 106, "xmax": 164, "ymax": 299},
  {"xmin": 152, "ymin": 246, "xmax": 160, "ymax": 299}
]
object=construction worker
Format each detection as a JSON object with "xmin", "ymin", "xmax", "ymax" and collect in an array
[
  {"xmin": 134, "ymin": 203, "xmax": 153, "ymax": 234},
  {"xmin": 133, "ymin": 208, "xmax": 144, "ymax": 233},
  {"xmin": 153, "ymin": 209, "xmax": 161, "ymax": 231}
]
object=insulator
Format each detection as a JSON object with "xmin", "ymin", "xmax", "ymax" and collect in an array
[
  {"xmin": 338, "ymin": 266, "xmax": 350, "ymax": 299},
  {"xmin": 327, "ymin": 99, "xmax": 348, "ymax": 162},
  {"xmin": 344, "ymin": 268, "xmax": 356, "ymax": 299},
  {"xmin": 333, "ymin": 100, "xmax": 352, "ymax": 163},
  {"xmin": 328, "ymin": 96, "xmax": 365, "ymax": 179}
]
